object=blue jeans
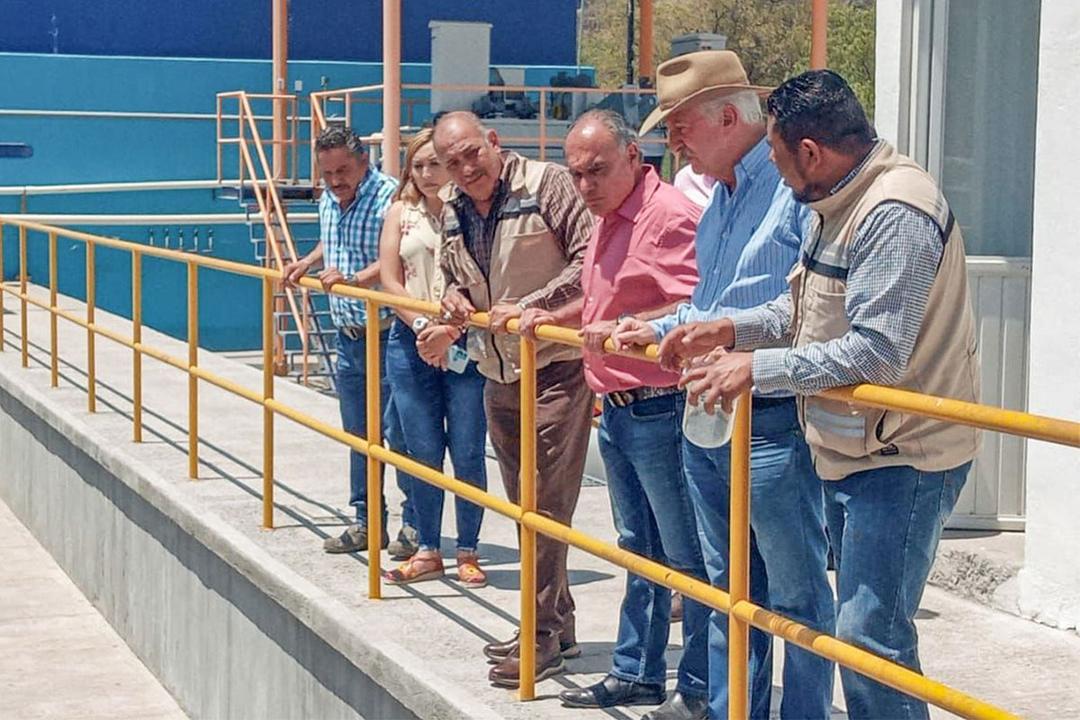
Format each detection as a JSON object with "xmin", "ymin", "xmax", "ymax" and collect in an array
[
  {"xmin": 385, "ymin": 322, "xmax": 487, "ymax": 552},
  {"xmin": 599, "ymin": 393, "xmax": 709, "ymax": 699},
  {"xmin": 683, "ymin": 398, "xmax": 835, "ymax": 720},
  {"xmin": 826, "ymin": 462, "xmax": 970, "ymax": 720},
  {"xmin": 336, "ymin": 327, "xmax": 416, "ymax": 528}
]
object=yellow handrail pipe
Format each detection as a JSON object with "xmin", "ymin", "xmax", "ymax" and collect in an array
[{"xmin": 1, "ymin": 217, "xmax": 1065, "ymax": 720}]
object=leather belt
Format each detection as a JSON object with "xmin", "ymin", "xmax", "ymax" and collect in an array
[
  {"xmin": 338, "ymin": 317, "xmax": 393, "ymax": 340},
  {"xmin": 605, "ymin": 385, "xmax": 682, "ymax": 409}
]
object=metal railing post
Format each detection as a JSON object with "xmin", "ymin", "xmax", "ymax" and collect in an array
[
  {"xmin": 366, "ymin": 298, "xmax": 383, "ymax": 599},
  {"xmin": 48, "ymin": 232, "xmax": 58, "ymax": 387},
  {"xmin": 262, "ymin": 276, "xmax": 276, "ymax": 529},
  {"xmin": 728, "ymin": 391, "xmax": 753, "ymax": 720},
  {"xmin": 518, "ymin": 334, "xmax": 538, "ymax": 700},
  {"xmin": 85, "ymin": 241, "xmax": 96, "ymax": 409},
  {"xmin": 132, "ymin": 250, "xmax": 143, "ymax": 442},
  {"xmin": 19, "ymin": 225, "xmax": 28, "ymax": 367},
  {"xmin": 215, "ymin": 95, "xmax": 223, "ymax": 183},
  {"xmin": 187, "ymin": 260, "xmax": 199, "ymax": 479},
  {"xmin": 538, "ymin": 92, "xmax": 547, "ymax": 162}
]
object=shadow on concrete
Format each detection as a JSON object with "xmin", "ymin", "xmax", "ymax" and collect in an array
[{"xmin": 483, "ymin": 568, "xmax": 615, "ymax": 592}]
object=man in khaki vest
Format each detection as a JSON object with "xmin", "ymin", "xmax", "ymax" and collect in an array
[
  {"xmin": 669, "ymin": 70, "xmax": 979, "ymax": 720},
  {"xmin": 433, "ymin": 111, "xmax": 596, "ymax": 688}
]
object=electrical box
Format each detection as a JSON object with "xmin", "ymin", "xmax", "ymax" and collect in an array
[{"xmin": 670, "ymin": 33, "xmax": 728, "ymax": 58}]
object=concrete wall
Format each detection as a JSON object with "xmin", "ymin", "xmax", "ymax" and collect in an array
[
  {"xmin": 0, "ymin": 373, "xmax": 425, "ymax": 718},
  {"xmin": 1018, "ymin": 0, "xmax": 1080, "ymax": 632}
]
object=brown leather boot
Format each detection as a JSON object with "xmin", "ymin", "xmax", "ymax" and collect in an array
[
  {"xmin": 487, "ymin": 634, "xmax": 564, "ymax": 688},
  {"xmin": 483, "ymin": 631, "xmax": 580, "ymax": 662}
]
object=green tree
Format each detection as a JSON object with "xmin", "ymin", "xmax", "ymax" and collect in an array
[{"xmin": 581, "ymin": 0, "xmax": 875, "ymax": 117}]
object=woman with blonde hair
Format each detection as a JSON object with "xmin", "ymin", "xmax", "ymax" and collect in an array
[{"xmin": 378, "ymin": 128, "xmax": 489, "ymax": 587}]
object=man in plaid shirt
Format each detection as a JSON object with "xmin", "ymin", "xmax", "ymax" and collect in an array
[{"xmin": 284, "ymin": 126, "xmax": 418, "ymax": 558}]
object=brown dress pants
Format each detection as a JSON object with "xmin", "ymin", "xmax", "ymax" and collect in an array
[{"xmin": 483, "ymin": 359, "xmax": 595, "ymax": 643}]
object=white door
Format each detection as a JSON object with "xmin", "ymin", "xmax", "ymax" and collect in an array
[{"xmin": 880, "ymin": 0, "xmax": 1041, "ymax": 529}]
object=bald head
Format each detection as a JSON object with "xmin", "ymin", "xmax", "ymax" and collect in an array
[
  {"xmin": 432, "ymin": 111, "xmax": 503, "ymax": 205},
  {"xmin": 564, "ymin": 110, "xmax": 642, "ymax": 216}
]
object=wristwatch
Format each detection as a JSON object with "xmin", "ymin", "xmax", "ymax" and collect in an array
[{"xmin": 412, "ymin": 316, "xmax": 431, "ymax": 333}]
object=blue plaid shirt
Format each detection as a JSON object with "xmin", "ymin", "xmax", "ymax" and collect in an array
[{"xmin": 319, "ymin": 168, "xmax": 398, "ymax": 328}]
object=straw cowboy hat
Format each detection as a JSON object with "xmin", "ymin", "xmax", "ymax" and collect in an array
[{"xmin": 639, "ymin": 50, "xmax": 773, "ymax": 135}]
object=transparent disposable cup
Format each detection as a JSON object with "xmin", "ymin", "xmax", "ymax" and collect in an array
[{"xmin": 682, "ymin": 390, "xmax": 738, "ymax": 449}]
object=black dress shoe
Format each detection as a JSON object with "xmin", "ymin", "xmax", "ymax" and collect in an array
[
  {"xmin": 483, "ymin": 631, "xmax": 580, "ymax": 661},
  {"xmin": 642, "ymin": 691, "xmax": 709, "ymax": 720},
  {"xmin": 559, "ymin": 673, "xmax": 665, "ymax": 708}
]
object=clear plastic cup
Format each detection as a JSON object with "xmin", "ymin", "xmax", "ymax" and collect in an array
[{"xmin": 682, "ymin": 391, "xmax": 738, "ymax": 449}]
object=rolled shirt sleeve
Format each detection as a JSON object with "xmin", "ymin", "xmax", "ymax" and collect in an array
[{"xmin": 750, "ymin": 203, "xmax": 945, "ymax": 394}]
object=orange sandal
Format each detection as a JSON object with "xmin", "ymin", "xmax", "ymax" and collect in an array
[
  {"xmin": 383, "ymin": 553, "xmax": 445, "ymax": 585},
  {"xmin": 456, "ymin": 553, "xmax": 487, "ymax": 589}
]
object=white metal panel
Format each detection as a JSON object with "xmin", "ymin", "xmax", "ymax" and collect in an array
[{"xmin": 950, "ymin": 257, "xmax": 1031, "ymax": 529}]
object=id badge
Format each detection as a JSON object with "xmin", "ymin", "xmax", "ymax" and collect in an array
[{"xmin": 446, "ymin": 344, "xmax": 469, "ymax": 374}]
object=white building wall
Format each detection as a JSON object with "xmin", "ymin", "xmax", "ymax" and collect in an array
[
  {"xmin": 1018, "ymin": 0, "xmax": 1080, "ymax": 632},
  {"xmin": 873, "ymin": 0, "xmax": 905, "ymax": 145}
]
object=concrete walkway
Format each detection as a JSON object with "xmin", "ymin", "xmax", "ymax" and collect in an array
[
  {"xmin": 0, "ymin": 497, "xmax": 187, "ymax": 720},
  {"xmin": 2, "ymin": 284, "xmax": 1079, "ymax": 719}
]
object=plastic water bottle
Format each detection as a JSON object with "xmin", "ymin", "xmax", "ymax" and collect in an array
[{"xmin": 682, "ymin": 390, "xmax": 738, "ymax": 449}]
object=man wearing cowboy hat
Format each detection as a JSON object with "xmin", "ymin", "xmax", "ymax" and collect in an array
[{"xmin": 613, "ymin": 51, "xmax": 835, "ymax": 720}]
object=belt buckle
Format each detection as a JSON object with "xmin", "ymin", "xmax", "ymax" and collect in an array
[
  {"xmin": 607, "ymin": 390, "xmax": 634, "ymax": 408},
  {"xmin": 340, "ymin": 325, "xmax": 361, "ymax": 341}
]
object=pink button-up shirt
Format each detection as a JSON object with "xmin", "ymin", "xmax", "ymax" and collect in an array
[{"xmin": 581, "ymin": 166, "xmax": 700, "ymax": 393}]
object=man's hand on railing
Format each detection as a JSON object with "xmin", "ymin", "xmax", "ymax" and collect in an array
[
  {"xmin": 440, "ymin": 288, "xmax": 476, "ymax": 327},
  {"xmin": 519, "ymin": 308, "xmax": 557, "ymax": 340},
  {"xmin": 657, "ymin": 319, "xmax": 736, "ymax": 372},
  {"xmin": 317, "ymin": 267, "xmax": 348, "ymax": 293},
  {"xmin": 416, "ymin": 324, "xmax": 461, "ymax": 369},
  {"xmin": 282, "ymin": 258, "xmax": 313, "ymax": 288},
  {"xmin": 609, "ymin": 317, "xmax": 656, "ymax": 352},
  {"xmin": 580, "ymin": 319, "xmax": 617, "ymax": 353},
  {"xmin": 488, "ymin": 303, "xmax": 522, "ymax": 335},
  {"xmin": 678, "ymin": 350, "xmax": 753, "ymax": 414}
]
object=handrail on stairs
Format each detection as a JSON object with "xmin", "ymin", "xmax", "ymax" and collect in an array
[{"xmin": 216, "ymin": 91, "xmax": 310, "ymax": 377}]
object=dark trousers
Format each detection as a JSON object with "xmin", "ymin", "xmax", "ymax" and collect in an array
[{"xmin": 483, "ymin": 360, "xmax": 595, "ymax": 642}]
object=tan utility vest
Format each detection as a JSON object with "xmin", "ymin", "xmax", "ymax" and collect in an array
[
  {"xmin": 441, "ymin": 153, "xmax": 581, "ymax": 384},
  {"xmin": 791, "ymin": 141, "xmax": 980, "ymax": 480}
]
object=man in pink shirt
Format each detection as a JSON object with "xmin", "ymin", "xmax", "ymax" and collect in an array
[{"xmin": 521, "ymin": 110, "xmax": 707, "ymax": 720}]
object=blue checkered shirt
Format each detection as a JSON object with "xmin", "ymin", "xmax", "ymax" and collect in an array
[
  {"xmin": 732, "ymin": 144, "xmax": 945, "ymax": 392},
  {"xmin": 319, "ymin": 168, "xmax": 398, "ymax": 328}
]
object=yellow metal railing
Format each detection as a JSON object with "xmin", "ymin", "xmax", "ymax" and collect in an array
[{"xmin": 4, "ymin": 217, "xmax": 1078, "ymax": 718}]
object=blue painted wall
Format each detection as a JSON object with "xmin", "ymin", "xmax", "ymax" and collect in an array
[
  {"xmin": 0, "ymin": 53, "xmax": 589, "ymax": 349},
  {"xmin": 0, "ymin": 0, "xmax": 578, "ymax": 66}
]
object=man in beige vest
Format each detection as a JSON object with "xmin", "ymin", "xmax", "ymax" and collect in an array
[
  {"xmin": 668, "ymin": 70, "xmax": 979, "ymax": 720},
  {"xmin": 433, "ymin": 111, "xmax": 596, "ymax": 688}
]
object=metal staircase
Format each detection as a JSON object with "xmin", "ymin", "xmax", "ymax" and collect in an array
[
  {"xmin": 248, "ymin": 212, "xmax": 338, "ymax": 390},
  {"xmin": 215, "ymin": 90, "xmax": 338, "ymax": 392}
]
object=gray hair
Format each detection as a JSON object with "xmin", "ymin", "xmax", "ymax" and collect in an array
[
  {"xmin": 568, "ymin": 109, "xmax": 638, "ymax": 149},
  {"xmin": 698, "ymin": 89, "xmax": 765, "ymax": 126},
  {"xmin": 315, "ymin": 125, "xmax": 367, "ymax": 158}
]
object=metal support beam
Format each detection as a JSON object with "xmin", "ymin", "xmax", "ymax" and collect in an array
[
  {"xmin": 811, "ymin": 0, "xmax": 828, "ymax": 69},
  {"xmin": 382, "ymin": 0, "xmax": 402, "ymax": 178},
  {"xmin": 272, "ymin": 0, "xmax": 289, "ymax": 179},
  {"xmin": 638, "ymin": 0, "xmax": 654, "ymax": 85}
]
